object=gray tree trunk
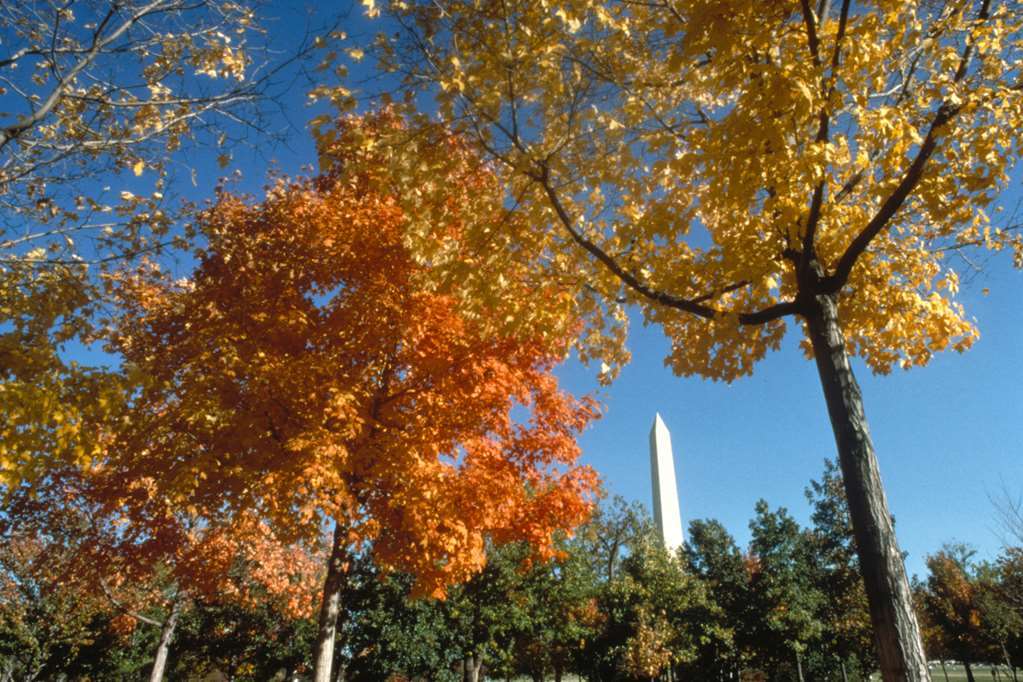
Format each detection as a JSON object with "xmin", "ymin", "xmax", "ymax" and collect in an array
[
  {"xmin": 467, "ymin": 653, "xmax": 483, "ymax": 682},
  {"xmin": 312, "ymin": 523, "xmax": 349, "ymax": 682},
  {"xmin": 796, "ymin": 650, "xmax": 805, "ymax": 682},
  {"xmin": 805, "ymin": 292, "xmax": 930, "ymax": 682},
  {"xmin": 149, "ymin": 596, "xmax": 182, "ymax": 682},
  {"xmin": 841, "ymin": 659, "xmax": 850, "ymax": 682}
]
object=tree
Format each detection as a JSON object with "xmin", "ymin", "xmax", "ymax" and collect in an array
[
  {"xmin": 575, "ymin": 496, "xmax": 655, "ymax": 583},
  {"xmin": 0, "ymin": 466, "xmax": 322, "ymax": 682},
  {"xmin": 110, "ymin": 111, "xmax": 600, "ymax": 682},
  {"xmin": 747, "ymin": 501, "xmax": 825, "ymax": 682},
  {"xmin": 806, "ymin": 460, "xmax": 876, "ymax": 680},
  {"xmin": 915, "ymin": 579, "xmax": 955, "ymax": 682},
  {"xmin": 0, "ymin": 515, "xmax": 113, "ymax": 680},
  {"xmin": 684, "ymin": 518, "xmax": 749, "ymax": 680},
  {"xmin": 510, "ymin": 536, "xmax": 602, "ymax": 682},
  {"xmin": 340, "ymin": 556, "xmax": 461, "ymax": 682},
  {"xmin": 589, "ymin": 532, "xmax": 712, "ymax": 681},
  {"xmin": 168, "ymin": 576, "xmax": 319, "ymax": 682},
  {"xmin": 441, "ymin": 541, "xmax": 540, "ymax": 682},
  {"xmin": 923, "ymin": 545, "xmax": 987, "ymax": 682},
  {"xmin": 0, "ymin": 0, "xmax": 335, "ymax": 493},
  {"xmin": 976, "ymin": 561, "xmax": 1023, "ymax": 682},
  {"xmin": 375, "ymin": 2, "xmax": 1023, "ymax": 678}
]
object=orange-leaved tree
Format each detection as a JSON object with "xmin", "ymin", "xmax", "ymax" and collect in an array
[
  {"xmin": 111, "ymin": 112, "xmax": 600, "ymax": 682},
  {"xmin": 374, "ymin": 2, "xmax": 1023, "ymax": 678},
  {"xmin": 1, "ymin": 467, "xmax": 322, "ymax": 682}
]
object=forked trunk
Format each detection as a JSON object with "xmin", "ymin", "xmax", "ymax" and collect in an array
[
  {"xmin": 149, "ymin": 595, "xmax": 182, "ymax": 682},
  {"xmin": 313, "ymin": 522, "xmax": 350, "ymax": 682},
  {"xmin": 805, "ymin": 293, "xmax": 930, "ymax": 682},
  {"xmin": 467, "ymin": 653, "xmax": 483, "ymax": 682}
]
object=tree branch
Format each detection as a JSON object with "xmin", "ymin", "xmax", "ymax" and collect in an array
[
  {"xmin": 799, "ymin": 0, "xmax": 851, "ymax": 284},
  {"xmin": 99, "ymin": 579, "xmax": 165, "ymax": 628},
  {"xmin": 538, "ymin": 166, "xmax": 798, "ymax": 325},
  {"xmin": 799, "ymin": 0, "xmax": 822, "ymax": 67},
  {"xmin": 819, "ymin": 0, "xmax": 992, "ymax": 294}
]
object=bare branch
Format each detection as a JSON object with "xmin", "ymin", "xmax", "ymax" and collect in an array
[
  {"xmin": 0, "ymin": 1, "xmax": 166, "ymax": 151},
  {"xmin": 99, "ymin": 579, "xmax": 166, "ymax": 628}
]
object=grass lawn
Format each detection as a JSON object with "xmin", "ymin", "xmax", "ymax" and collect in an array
[{"xmin": 868, "ymin": 665, "xmax": 1018, "ymax": 682}]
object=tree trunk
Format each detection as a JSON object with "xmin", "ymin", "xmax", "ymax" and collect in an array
[
  {"xmin": 964, "ymin": 661, "xmax": 976, "ymax": 682},
  {"xmin": 149, "ymin": 595, "xmax": 182, "ymax": 682},
  {"xmin": 1003, "ymin": 644, "xmax": 1018, "ymax": 682},
  {"xmin": 841, "ymin": 659, "xmax": 850, "ymax": 682},
  {"xmin": 312, "ymin": 522, "xmax": 350, "ymax": 682},
  {"xmin": 796, "ymin": 649, "xmax": 806, "ymax": 682},
  {"xmin": 940, "ymin": 660, "xmax": 950, "ymax": 682},
  {"xmin": 467, "ymin": 653, "xmax": 483, "ymax": 682},
  {"xmin": 805, "ymin": 293, "xmax": 931, "ymax": 682}
]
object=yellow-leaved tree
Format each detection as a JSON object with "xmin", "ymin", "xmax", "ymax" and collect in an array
[
  {"xmin": 0, "ymin": 0, "xmax": 335, "ymax": 490},
  {"xmin": 369, "ymin": 1, "xmax": 1023, "ymax": 679}
]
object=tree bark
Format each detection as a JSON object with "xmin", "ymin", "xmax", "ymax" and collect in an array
[
  {"xmin": 467, "ymin": 653, "xmax": 483, "ymax": 682},
  {"xmin": 796, "ymin": 650, "xmax": 806, "ymax": 682},
  {"xmin": 964, "ymin": 661, "xmax": 976, "ymax": 682},
  {"xmin": 312, "ymin": 522, "xmax": 350, "ymax": 682},
  {"xmin": 149, "ymin": 595, "xmax": 182, "ymax": 682},
  {"xmin": 841, "ymin": 659, "xmax": 850, "ymax": 682},
  {"xmin": 805, "ymin": 292, "xmax": 930, "ymax": 682},
  {"xmin": 940, "ymin": 660, "xmax": 950, "ymax": 682}
]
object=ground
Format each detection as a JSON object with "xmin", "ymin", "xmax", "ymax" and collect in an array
[{"xmin": 868, "ymin": 665, "xmax": 1018, "ymax": 682}]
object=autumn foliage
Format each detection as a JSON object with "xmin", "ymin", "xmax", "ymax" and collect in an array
[
  {"xmin": 110, "ymin": 112, "xmax": 599, "ymax": 596},
  {"xmin": 2, "ymin": 468, "xmax": 322, "ymax": 618}
]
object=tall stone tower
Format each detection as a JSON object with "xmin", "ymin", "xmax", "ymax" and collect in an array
[{"xmin": 649, "ymin": 413, "xmax": 684, "ymax": 552}]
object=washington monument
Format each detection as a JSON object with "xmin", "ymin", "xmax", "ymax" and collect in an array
[{"xmin": 649, "ymin": 413, "xmax": 684, "ymax": 552}]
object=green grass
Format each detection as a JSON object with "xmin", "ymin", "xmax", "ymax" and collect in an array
[{"xmin": 869, "ymin": 665, "xmax": 1018, "ymax": 682}]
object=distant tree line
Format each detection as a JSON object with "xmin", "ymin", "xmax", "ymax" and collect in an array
[{"xmin": 3, "ymin": 459, "xmax": 1020, "ymax": 681}]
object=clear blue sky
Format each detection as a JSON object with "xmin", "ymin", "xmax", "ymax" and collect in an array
[{"xmin": 108, "ymin": 2, "xmax": 1023, "ymax": 579}]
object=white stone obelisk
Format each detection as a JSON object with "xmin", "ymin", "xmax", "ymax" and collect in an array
[{"xmin": 649, "ymin": 413, "xmax": 684, "ymax": 553}]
